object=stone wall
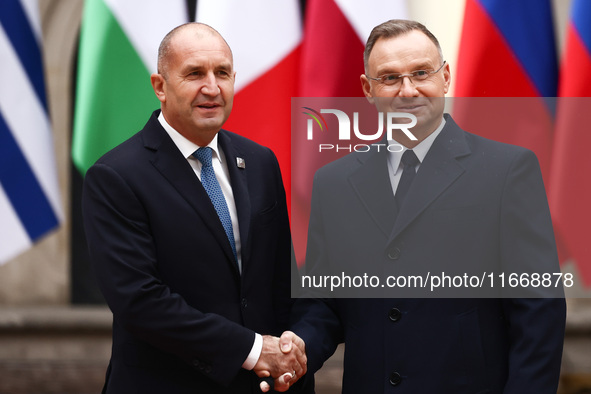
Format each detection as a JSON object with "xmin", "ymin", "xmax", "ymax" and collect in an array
[{"xmin": 0, "ymin": 307, "xmax": 110, "ymax": 394}]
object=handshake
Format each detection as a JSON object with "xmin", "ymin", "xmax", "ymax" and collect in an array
[{"xmin": 254, "ymin": 331, "xmax": 307, "ymax": 392}]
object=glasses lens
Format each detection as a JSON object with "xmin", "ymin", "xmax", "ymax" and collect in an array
[
  {"xmin": 382, "ymin": 74, "xmax": 400, "ymax": 85},
  {"xmin": 412, "ymin": 71, "xmax": 430, "ymax": 81}
]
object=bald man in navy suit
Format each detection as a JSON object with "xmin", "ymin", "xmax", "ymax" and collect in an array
[{"xmin": 83, "ymin": 23, "xmax": 308, "ymax": 393}]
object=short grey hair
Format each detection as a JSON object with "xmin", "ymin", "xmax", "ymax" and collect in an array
[{"xmin": 363, "ymin": 19, "xmax": 443, "ymax": 72}]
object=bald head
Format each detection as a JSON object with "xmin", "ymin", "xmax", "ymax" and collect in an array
[
  {"xmin": 157, "ymin": 22, "xmax": 233, "ymax": 80},
  {"xmin": 150, "ymin": 22, "xmax": 236, "ymax": 146}
]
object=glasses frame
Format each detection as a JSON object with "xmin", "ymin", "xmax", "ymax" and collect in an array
[{"xmin": 367, "ymin": 60, "xmax": 447, "ymax": 86}]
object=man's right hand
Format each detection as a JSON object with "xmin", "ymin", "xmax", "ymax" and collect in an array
[{"xmin": 254, "ymin": 331, "xmax": 307, "ymax": 392}]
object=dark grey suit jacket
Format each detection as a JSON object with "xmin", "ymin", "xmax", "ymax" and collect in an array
[{"xmin": 293, "ymin": 114, "xmax": 566, "ymax": 393}]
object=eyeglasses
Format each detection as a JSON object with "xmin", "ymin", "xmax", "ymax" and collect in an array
[{"xmin": 367, "ymin": 61, "xmax": 446, "ymax": 86}]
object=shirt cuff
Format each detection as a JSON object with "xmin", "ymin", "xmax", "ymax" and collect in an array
[{"xmin": 242, "ymin": 333, "xmax": 263, "ymax": 370}]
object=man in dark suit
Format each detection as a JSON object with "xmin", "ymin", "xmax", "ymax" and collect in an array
[
  {"xmin": 292, "ymin": 19, "xmax": 566, "ymax": 393},
  {"xmin": 83, "ymin": 23, "xmax": 306, "ymax": 393}
]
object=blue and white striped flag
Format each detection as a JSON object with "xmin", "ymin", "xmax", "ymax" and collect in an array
[{"xmin": 0, "ymin": 0, "xmax": 62, "ymax": 264}]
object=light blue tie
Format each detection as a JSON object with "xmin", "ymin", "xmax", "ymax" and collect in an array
[{"xmin": 193, "ymin": 147, "xmax": 237, "ymax": 261}]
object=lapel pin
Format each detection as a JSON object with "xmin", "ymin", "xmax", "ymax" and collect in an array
[{"xmin": 236, "ymin": 157, "xmax": 246, "ymax": 169}]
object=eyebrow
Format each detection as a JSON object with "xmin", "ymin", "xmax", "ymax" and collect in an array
[
  {"xmin": 179, "ymin": 63, "xmax": 202, "ymax": 73},
  {"xmin": 180, "ymin": 62, "xmax": 233, "ymax": 74},
  {"xmin": 377, "ymin": 61, "xmax": 435, "ymax": 75},
  {"xmin": 216, "ymin": 63, "xmax": 233, "ymax": 71}
]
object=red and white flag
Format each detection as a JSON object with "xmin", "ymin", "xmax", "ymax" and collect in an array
[
  {"xmin": 293, "ymin": 0, "xmax": 407, "ymax": 264},
  {"xmin": 196, "ymin": 0, "xmax": 303, "ymax": 213}
]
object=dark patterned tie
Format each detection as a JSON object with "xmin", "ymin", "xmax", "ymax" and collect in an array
[
  {"xmin": 193, "ymin": 147, "xmax": 237, "ymax": 261},
  {"xmin": 395, "ymin": 149, "xmax": 419, "ymax": 209}
]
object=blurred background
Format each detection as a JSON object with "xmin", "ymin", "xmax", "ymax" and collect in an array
[{"xmin": 1, "ymin": 0, "xmax": 591, "ymax": 392}]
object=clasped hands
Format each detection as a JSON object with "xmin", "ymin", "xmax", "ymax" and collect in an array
[{"xmin": 254, "ymin": 331, "xmax": 307, "ymax": 392}]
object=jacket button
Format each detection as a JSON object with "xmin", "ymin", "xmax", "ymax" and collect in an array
[
  {"xmin": 388, "ymin": 308, "xmax": 402, "ymax": 322},
  {"xmin": 389, "ymin": 372, "xmax": 402, "ymax": 386},
  {"xmin": 387, "ymin": 247, "xmax": 401, "ymax": 260},
  {"xmin": 241, "ymin": 298, "xmax": 248, "ymax": 308}
]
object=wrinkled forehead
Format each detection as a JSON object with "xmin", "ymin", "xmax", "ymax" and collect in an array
[
  {"xmin": 171, "ymin": 25, "xmax": 233, "ymax": 63},
  {"xmin": 368, "ymin": 31, "xmax": 440, "ymax": 71}
]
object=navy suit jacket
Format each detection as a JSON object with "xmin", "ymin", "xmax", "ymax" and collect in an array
[
  {"xmin": 83, "ymin": 110, "xmax": 294, "ymax": 393},
  {"xmin": 292, "ymin": 114, "xmax": 566, "ymax": 393}
]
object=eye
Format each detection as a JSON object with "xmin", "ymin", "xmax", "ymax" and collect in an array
[
  {"xmin": 380, "ymin": 74, "xmax": 401, "ymax": 85},
  {"xmin": 413, "ymin": 70, "xmax": 430, "ymax": 79}
]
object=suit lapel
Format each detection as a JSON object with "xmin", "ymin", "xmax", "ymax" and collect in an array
[
  {"xmin": 348, "ymin": 148, "xmax": 397, "ymax": 237},
  {"xmin": 218, "ymin": 130, "xmax": 252, "ymax": 267},
  {"xmin": 142, "ymin": 113, "xmax": 239, "ymax": 275},
  {"xmin": 388, "ymin": 115, "xmax": 471, "ymax": 243}
]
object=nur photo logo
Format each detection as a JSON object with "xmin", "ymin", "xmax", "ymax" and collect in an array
[{"xmin": 302, "ymin": 106, "xmax": 418, "ymax": 153}]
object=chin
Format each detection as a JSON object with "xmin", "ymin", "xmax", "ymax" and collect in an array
[{"xmin": 194, "ymin": 118, "xmax": 223, "ymax": 130}]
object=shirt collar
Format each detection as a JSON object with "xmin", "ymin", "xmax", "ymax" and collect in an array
[
  {"xmin": 388, "ymin": 116, "xmax": 446, "ymax": 175},
  {"xmin": 158, "ymin": 111, "xmax": 222, "ymax": 163}
]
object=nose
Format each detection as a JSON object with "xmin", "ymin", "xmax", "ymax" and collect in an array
[
  {"xmin": 397, "ymin": 76, "xmax": 419, "ymax": 97},
  {"xmin": 201, "ymin": 72, "xmax": 220, "ymax": 96}
]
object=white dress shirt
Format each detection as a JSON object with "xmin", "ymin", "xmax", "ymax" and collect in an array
[
  {"xmin": 158, "ymin": 113, "xmax": 262, "ymax": 370},
  {"xmin": 387, "ymin": 117, "xmax": 446, "ymax": 196}
]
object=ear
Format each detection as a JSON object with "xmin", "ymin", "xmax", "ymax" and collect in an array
[
  {"xmin": 442, "ymin": 63, "xmax": 451, "ymax": 94},
  {"xmin": 360, "ymin": 74, "xmax": 375, "ymax": 105},
  {"xmin": 151, "ymin": 73, "xmax": 166, "ymax": 103}
]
